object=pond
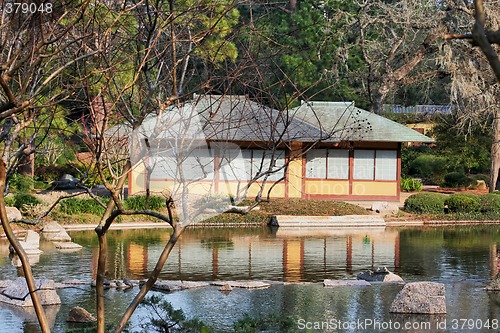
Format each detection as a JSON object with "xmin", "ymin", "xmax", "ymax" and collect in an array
[{"xmin": 0, "ymin": 225, "xmax": 500, "ymax": 332}]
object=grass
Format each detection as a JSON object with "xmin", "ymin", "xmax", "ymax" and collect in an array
[{"xmin": 201, "ymin": 198, "xmax": 369, "ymax": 225}]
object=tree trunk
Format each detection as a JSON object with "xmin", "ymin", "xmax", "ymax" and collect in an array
[
  {"xmin": 490, "ymin": 109, "xmax": 500, "ymax": 192},
  {"xmin": 369, "ymin": 80, "xmax": 392, "ymax": 114},
  {"xmin": 18, "ymin": 149, "xmax": 34, "ymax": 178},
  {"xmin": 0, "ymin": 161, "xmax": 50, "ymax": 332},
  {"xmin": 115, "ymin": 225, "xmax": 184, "ymax": 333}
]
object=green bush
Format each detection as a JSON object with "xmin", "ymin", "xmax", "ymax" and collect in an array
[
  {"xmin": 404, "ymin": 192, "xmax": 446, "ymax": 214},
  {"xmin": 409, "ymin": 154, "xmax": 448, "ymax": 184},
  {"xmin": 400, "ymin": 177, "xmax": 423, "ymax": 192},
  {"xmin": 59, "ymin": 197, "xmax": 108, "ymax": 215},
  {"xmin": 124, "ymin": 195, "xmax": 164, "ymax": 211},
  {"xmin": 12, "ymin": 193, "xmax": 42, "ymax": 209},
  {"xmin": 442, "ymin": 172, "xmax": 475, "ymax": 188},
  {"xmin": 34, "ymin": 165, "xmax": 74, "ymax": 183},
  {"xmin": 4, "ymin": 196, "xmax": 14, "ymax": 207},
  {"xmin": 445, "ymin": 194, "xmax": 480, "ymax": 213},
  {"xmin": 479, "ymin": 193, "xmax": 500, "ymax": 213},
  {"xmin": 9, "ymin": 173, "xmax": 34, "ymax": 193}
]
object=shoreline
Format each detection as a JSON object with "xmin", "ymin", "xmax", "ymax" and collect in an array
[{"xmin": 60, "ymin": 219, "xmax": 500, "ymax": 231}]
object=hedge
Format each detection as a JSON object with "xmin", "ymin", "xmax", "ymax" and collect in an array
[
  {"xmin": 445, "ymin": 194, "xmax": 480, "ymax": 213},
  {"xmin": 479, "ymin": 193, "xmax": 500, "ymax": 213},
  {"xmin": 404, "ymin": 192, "xmax": 446, "ymax": 214},
  {"xmin": 442, "ymin": 172, "xmax": 475, "ymax": 188}
]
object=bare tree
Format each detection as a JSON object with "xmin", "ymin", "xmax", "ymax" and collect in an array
[
  {"xmin": 69, "ymin": 2, "xmax": 372, "ymax": 332},
  {"xmin": 0, "ymin": 1, "xmax": 90, "ymax": 331},
  {"xmin": 352, "ymin": 0, "xmax": 447, "ymax": 113},
  {"xmin": 444, "ymin": 0, "xmax": 500, "ymax": 190}
]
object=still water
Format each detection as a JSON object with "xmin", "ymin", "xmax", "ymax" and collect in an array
[{"xmin": 0, "ymin": 225, "xmax": 500, "ymax": 332}]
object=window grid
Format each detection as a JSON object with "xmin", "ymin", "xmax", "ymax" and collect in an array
[{"xmin": 306, "ymin": 149, "xmax": 350, "ymax": 180}]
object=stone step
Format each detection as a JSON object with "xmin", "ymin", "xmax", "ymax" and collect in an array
[{"xmin": 269, "ymin": 215, "xmax": 385, "ymax": 227}]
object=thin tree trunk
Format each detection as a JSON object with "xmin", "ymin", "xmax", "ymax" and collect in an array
[
  {"xmin": 114, "ymin": 225, "xmax": 184, "ymax": 333},
  {"xmin": 490, "ymin": 109, "xmax": 500, "ymax": 192},
  {"xmin": 95, "ymin": 227, "xmax": 108, "ymax": 333},
  {"xmin": 0, "ymin": 161, "xmax": 50, "ymax": 332}
]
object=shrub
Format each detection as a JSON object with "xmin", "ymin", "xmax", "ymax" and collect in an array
[
  {"xmin": 409, "ymin": 154, "xmax": 448, "ymax": 184},
  {"xmin": 59, "ymin": 197, "xmax": 108, "ymax": 215},
  {"xmin": 124, "ymin": 195, "xmax": 164, "ymax": 211},
  {"xmin": 442, "ymin": 172, "xmax": 475, "ymax": 188},
  {"xmin": 12, "ymin": 193, "xmax": 42, "ymax": 209},
  {"xmin": 34, "ymin": 165, "xmax": 74, "ymax": 183},
  {"xmin": 479, "ymin": 193, "xmax": 500, "ymax": 213},
  {"xmin": 400, "ymin": 177, "xmax": 423, "ymax": 192},
  {"xmin": 445, "ymin": 194, "xmax": 480, "ymax": 213},
  {"xmin": 4, "ymin": 196, "xmax": 14, "ymax": 207},
  {"xmin": 404, "ymin": 192, "xmax": 446, "ymax": 214},
  {"xmin": 9, "ymin": 173, "xmax": 34, "ymax": 193}
]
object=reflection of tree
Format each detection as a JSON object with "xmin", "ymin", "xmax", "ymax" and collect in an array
[{"xmin": 200, "ymin": 237, "xmax": 234, "ymax": 251}]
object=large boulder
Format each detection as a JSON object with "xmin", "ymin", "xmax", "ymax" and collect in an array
[
  {"xmin": 18, "ymin": 230, "xmax": 42, "ymax": 255},
  {"xmin": 51, "ymin": 174, "xmax": 79, "ymax": 190},
  {"xmin": 371, "ymin": 201, "xmax": 399, "ymax": 215},
  {"xmin": 357, "ymin": 267, "xmax": 403, "ymax": 282},
  {"xmin": 42, "ymin": 222, "xmax": 72, "ymax": 242},
  {"xmin": 0, "ymin": 277, "xmax": 61, "ymax": 307},
  {"xmin": 67, "ymin": 306, "xmax": 96, "ymax": 323},
  {"xmin": 390, "ymin": 282, "xmax": 446, "ymax": 314},
  {"xmin": 5, "ymin": 206, "xmax": 22, "ymax": 221}
]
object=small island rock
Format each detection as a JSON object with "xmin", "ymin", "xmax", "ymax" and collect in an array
[{"xmin": 67, "ymin": 306, "xmax": 96, "ymax": 323}]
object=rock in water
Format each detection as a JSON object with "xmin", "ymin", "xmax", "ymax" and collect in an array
[
  {"xmin": 357, "ymin": 267, "xmax": 403, "ymax": 282},
  {"xmin": 67, "ymin": 306, "xmax": 96, "ymax": 323},
  {"xmin": 390, "ymin": 282, "xmax": 446, "ymax": 314},
  {"xmin": 42, "ymin": 222, "xmax": 72, "ymax": 242},
  {"xmin": 219, "ymin": 284, "xmax": 233, "ymax": 291},
  {"xmin": 0, "ymin": 277, "xmax": 61, "ymax": 307}
]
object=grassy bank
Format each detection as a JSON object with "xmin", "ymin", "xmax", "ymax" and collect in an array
[
  {"xmin": 201, "ymin": 198, "xmax": 369, "ymax": 225},
  {"xmin": 24, "ymin": 195, "xmax": 369, "ymax": 226}
]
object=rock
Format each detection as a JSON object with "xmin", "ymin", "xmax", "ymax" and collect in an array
[
  {"xmin": 67, "ymin": 306, "xmax": 96, "ymax": 323},
  {"xmin": 323, "ymin": 279, "xmax": 371, "ymax": 287},
  {"xmin": 152, "ymin": 280, "xmax": 210, "ymax": 292},
  {"xmin": 53, "ymin": 242, "xmax": 82, "ymax": 250},
  {"xmin": 11, "ymin": 253, "xmax": 40, "ymax": 267},
  {"xmin": 390, "ymin": 282, "xmax": 446, "ymax": 314},
  {"xmin": 5, "ymin": 207, "xmax": 22, "ymax": 221},
  {"xmin": 123, "ymin": 279, "xmax": 134, "ymax": 288},
  {"xmin": 485, "ymin": 278, "xmax": 500, "ymax": 291},
  {"xmin": 476, "ymin": 180, "xmax": 487, "ymax": 190},
  {"xmin": 42, "ymin": 222, "xmax": 72, "ymax": 242},
  {"xmin": 51, "ymin": 174, "xmax": 80, "ymax": 190},
  {"xmin": 211, "ymin": 280, "xmax": 270, "ymax": 289},
  {"xmin": 0, "ymin": 280, "xmax": 12, "ymax": 289},
  {"xmin": 18, "ymin": 230, "xmax": 42, "ymax": 255},
  {"xmin": 0, "ymin": 277, "xmax": 61, "ymax": 307},
  {"xmin": 371, "ymin": 201, "xmax": 399, "ymax": 215},
  {"xmin": 219, "ymin": 284, "xmax": 233, "ymax": 292},
  {"xmin": 357, "ymin": 267, "xmax": 403, "ymax": 282}
]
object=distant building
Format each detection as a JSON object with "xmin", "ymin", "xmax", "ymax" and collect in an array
[{"xmin": 128, "ymin": 96, "xmax": 433, "ymax": 201}]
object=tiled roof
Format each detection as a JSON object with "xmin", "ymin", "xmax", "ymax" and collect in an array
[
  {"xmin": 290, "ymin": 101, "xmax": 435, "ymax": 143},
  {"xmin": 121, "ymin": 96, "xmax": 435, "ymax": 144}
]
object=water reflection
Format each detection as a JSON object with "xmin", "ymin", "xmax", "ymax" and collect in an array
[
  {"xmin": 1, "ymin": 225, "xmax": 500, "ymax": 332},
  {"xmin": 65, "ymin": 227, "xmax": 402, "ymax": 282}
]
